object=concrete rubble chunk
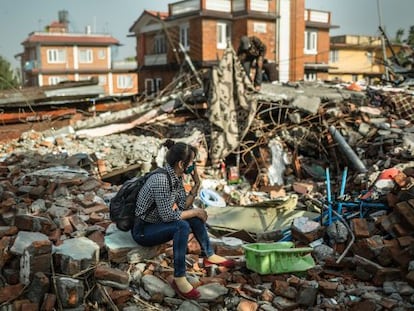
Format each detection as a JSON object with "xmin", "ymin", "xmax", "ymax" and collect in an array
[
  {"xmin": 20, "ymin": 240, "xmax": 52, "ymax": 285},
  {"xmin": 54, "ymin": 237, "xmax": 99, "ymax": 275},
  {"xmin": 55, "ymin": 276, "xmax": 84, "ymax": 308},
  {"xmin": 198, "ymin": 282, "xmax": 229, "ymax": 301},
  {"xmin": 141, "ymin": 274, "xmax": 175, "ymax": 298},
  {"xmin": 104, "ymin": 223, "xmax": 163, "ymax": 263},
  {"xmin": 10, "ymin": 231, "xmax": 49, "ymax": 255},
  {"xmin": 291, "ymin": 95, "xmax": 321, "ymax": 115}
]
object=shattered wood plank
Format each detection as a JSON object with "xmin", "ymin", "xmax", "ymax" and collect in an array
[{"xmin": 75, "ymin": 99, "xmax": 177, "ymax": 137}]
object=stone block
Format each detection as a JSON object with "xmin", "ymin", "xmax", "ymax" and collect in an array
[
  {"xmin": 55, "ymin": 277, "xmax": 84, "ymax": 308},
  {"xmin": 14, "ymin": 215, "xmax": 56, "ymax": 235},
  {"xmin": 24, "ymin": 272, "xmax": 50, "ymax": 304},
  {"xmin": 54, "ymin": 237, "xmax": 99, "ymax": 275},
  {"xmin": 0, "ymin": 236, "xmax": 13, "ymax": 269},
  {"xmin": 318, "ymin": 280, "xmax": 338, "ymax": 297},
  {"xmin": 20, "ymin": 240, "xmax": 52, "ymax": 285},
  {"xmin": 0, "ymin": 283, "xmax": 25, "ymax": 303},
  {"xmin": 68, "ymin": 215, "xmax": 88, "ymax": 232},
  {"xmin": 94, "ymin": 264, "xmax": 130, "ymax": 285},
  {"xmin": 40, "ymin": 293, "xmax": 56, "ymax": 311},
  {"xmin": 296, "ymin": 286, "xmax": 318, "ymax": 307},
  {"xmin": 0, "ymin": 226, "xmax": 18, "ymax": 238},
  {"xmin": 83, "ymin": 204, "xmax": 109, "ymax": 214},
  {"xmin": 237, "ymin": 299, "xmax": 258, "ymax": 311},
  {"xmin": 10, "ymin": 231, "xmax": 49, "ymax": 256},
  {"xmin": 109, "ymin": 289, "xmax": 133, "ymax": 306},
  {"xmin": 272, "ymin": 280, "xmax": 297, "ymax": 300},
  {"xmin": 396, "ymin": 201, "xmax": 414, "ymax": 227},
  {"xmin": 350, "ymin": 218, "xmax": 371, "ymax": 238}
]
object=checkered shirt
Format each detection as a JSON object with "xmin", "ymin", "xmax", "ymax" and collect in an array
[{"xmin": 135, "ymin": 164, "xmax": 186, "ymax": 223}]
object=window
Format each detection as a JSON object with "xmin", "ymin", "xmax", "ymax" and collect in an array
[
  {"xmin": 145, "ymin": 79, "xmax": 154, "ymax": 96},
  {"xmin": 154, "ymin": 35, "xmax": 166, "ymax": 54},
  {"xmin": 79, "ymin": 49, "xmax": 93, "ymax": 63},
  {"xmin": 117, "ymin": 75, "xmax": 133, "ymax": 89},
  {"xmin": 48, "ymin": 76, "xmax": 65, "ymax": 85},
  {"xmin": 145, "ymin": 78, "xmax": 162, "ymax": 96},
  {"xmin": 217, "ymin": 21, "xmax": 230, "ymax": 49},
  {"xmin": 155, "ymin": 78, "xmax": 162, "ymax": 93},
  {"xmin": 304, "ymin": 72, "xmax": 316, "ymax": 81},
  {"xmin": 329, "ymin": 50, "xmax": 339, "ymax": 63},
  {"xmin": 352, "ymin": 74, "xmax": 358, "ymax": 82},
  {"xmin": 47, "ymin": 49, "xmax": 66, "ymax": 63},
  {"xmin": 180, "ymin": 23, "xmax": 190, "ymax": 51},
  {"xmin": 98, "ymin": 49, "xmax": 106, "ymax": 59},
  {"xmin": 98, "ymin": 75, "xmax": 107, "ymax": 85},
  {"xmin": 304, "ymin": 30, "xmax": 317, "ymax": 54},
  {"xmin": 366, "ymin": 52, "xmax": 373, "ymax": 64}
]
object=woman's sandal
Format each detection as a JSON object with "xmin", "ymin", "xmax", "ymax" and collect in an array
[
  {"xmin": 171, "ymin": 279, "xmax": 201, "ymax": 300},
  {"xmin": 203, "ymin": 258, "xmax": 236, "ymax": 268}
]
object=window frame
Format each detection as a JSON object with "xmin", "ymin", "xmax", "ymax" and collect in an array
[
  {"xmin": 329, "ymin": 50, "xmax": 339, "ymax": 63},
  {"xmin": 217, "ymin": 21, "xmax": 230, "ymax": 50},
  {"xmin": 47, "ymin": 49, "xmax": 66, "ymax": 63},
  {"xmin": 304, "ymin": 30, "xmax": 317, "ymax": 55},
  {"xmin": 48, "ymin": 76, "xmax": 65, "ymax": 85},
  {"xmin": 117, "ymin": 75, "xmax": 133, "ymax": 89},
  {"xmin": 180, "ymin": 23, "xmax": 190, "ymax": 51},
  {"xmin": 154, "ymin": 34, "xmax": 167, "ymax": 54},
  {"xmin": 79, "ymin": 49, "xmax": 93, "ymax": 63},
  {"xmin": 98, "ymin": 49, "xmax": 106, "ymax": 60}
]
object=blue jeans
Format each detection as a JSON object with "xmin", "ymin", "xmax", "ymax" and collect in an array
[{"xmin": 131, "ymin": 217, "xmax": 214, "ymax": 277}]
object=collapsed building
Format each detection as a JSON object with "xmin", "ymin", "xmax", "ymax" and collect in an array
[{"xmin": 0, "ymin": 46, "xmax": 414, "ymax": 310}]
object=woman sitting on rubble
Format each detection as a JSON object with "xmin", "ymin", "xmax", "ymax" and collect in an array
[{"xmin": 131, "ymin": 139, "xmax": 235, "ymax": 300}]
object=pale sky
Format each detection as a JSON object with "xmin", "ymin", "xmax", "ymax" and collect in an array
[{"xmin": 0, "ymin": 0, "xmax": 412, "ymax": 69}]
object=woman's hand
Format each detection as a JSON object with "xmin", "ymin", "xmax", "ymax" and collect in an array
[
  {"xmin": 191, "ymin": 165, "xmax": 201, "ymax": 187},
  {"xmin": 194, "ymin": 208, "xmax": 208, "ymax": 223},
  {"xmin": 181, "ymin": 208, "xmax": 208, "ymax": 222}
]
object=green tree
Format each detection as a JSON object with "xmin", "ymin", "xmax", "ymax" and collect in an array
[
  {"xmin": 0, "ymin": 56, "xmax": 19, "ymax": 90},
  {"xmin": 407, "ymin": 26, "xmax": 414, "ymax": 46},
  {"xmin": 395, "ymin": 28, "xmax": 405, "ymax": 43}
]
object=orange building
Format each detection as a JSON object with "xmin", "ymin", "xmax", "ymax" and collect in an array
[
  {"xmin": 19, "ymin": 11, "xmax": 138, "ymax": 96},
  {"xmin": 328, "ymin": 35, "xmax": 405, "ymax": 84},
  {"xmin": 128, "ymin": 0, "xmax": 335, "ymax": 94}
]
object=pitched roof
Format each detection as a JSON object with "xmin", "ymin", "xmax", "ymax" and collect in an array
[
  {"xmin": 129, "ymin": 10, "xmax": 168, "ymax": 33},
  {"xmin": 22, "ymin": 32, "xmax": 120, "ymax": 46}
]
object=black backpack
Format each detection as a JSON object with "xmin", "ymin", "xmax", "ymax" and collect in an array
[{"xmin": 109, "ymin": 167, "xmax": 171, "ymax": 231}]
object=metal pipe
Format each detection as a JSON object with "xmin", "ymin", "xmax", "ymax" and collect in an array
[
  {"xmin": 326, "ymin": 167, "xmax": 332, "ymax": 225},
  {"xmin": 328, "ymin": 126, "xmax": 367, "ymax": 173}
]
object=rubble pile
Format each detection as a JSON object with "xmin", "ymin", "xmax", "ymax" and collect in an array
[{"xmin": 0, "ymin": 83, "xmax": 414, "ymax": 310}]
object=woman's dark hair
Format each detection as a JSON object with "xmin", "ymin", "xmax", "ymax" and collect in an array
[{"xmin": 163, "ymin": 139, "xmax": 197, "ymax": 167}]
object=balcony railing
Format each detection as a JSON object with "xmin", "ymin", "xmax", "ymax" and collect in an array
[
  {"xmin": 144, "ymin": 54, "xmax": 167, "ymax": 66},
  {"xmin": 170, "ymin": 0, "xmax": 270, "ymax": 16},
  {"xmin": 23, "ymin": 60, "xmax": 38, "ymax": 71},
  {"xmin": 305, "ymin": 9, "xmax": 330, "ymax": 24}
]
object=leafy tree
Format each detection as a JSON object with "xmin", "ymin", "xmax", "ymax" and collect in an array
[
  {"xmin": 0, "ymin": 56, "xmax": 19, "ymax": 90},
  {"xmin": 395, "ymin": 28, "xmax": 405, "ymax": 43},
  {"xmin": 407, "ymin": 26, "xmax": 414, "ymax": 46}
]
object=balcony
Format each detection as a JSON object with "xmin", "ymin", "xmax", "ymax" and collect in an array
[
  {"xmin": 144, "ymin": 54, "xmax": 167, "ymax": 66},
  {"xmin": 169, "ymin": 0, "xmax": 273, "ymax": 17},
  {"xmin": 23, "ymin": 60, "xmax": 39, "ymax": 71},
  {"xmin": 305, "ymin": 9, "xmax": 330, "ymax": 25},
  {"xmin": 112, "ymin": 60, "xmax": 138, "ymax": 70}
]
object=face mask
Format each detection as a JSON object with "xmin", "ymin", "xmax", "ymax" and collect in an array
[{"xmin": 184, "ymin": 162, "xmax": 195, "ymax": 174}]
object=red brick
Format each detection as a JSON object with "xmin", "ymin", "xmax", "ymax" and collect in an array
[
  {"xmin": 237, "ymin": 298, "xmax": 258, "ymax": 311},
  {"xmin": 94, "ymin": 265, "xmax": 129, "ymax": 285},
  {"xmin": 0, "ymin": 283, "xmax": 25, "ymax": 303},
  {"xmin": 40, "ymin": 293, "xmax": 56, "ymax": 311},
  {"xmin": 351, "ymin": 218, "xmax": 371, "ymax": 238}
]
